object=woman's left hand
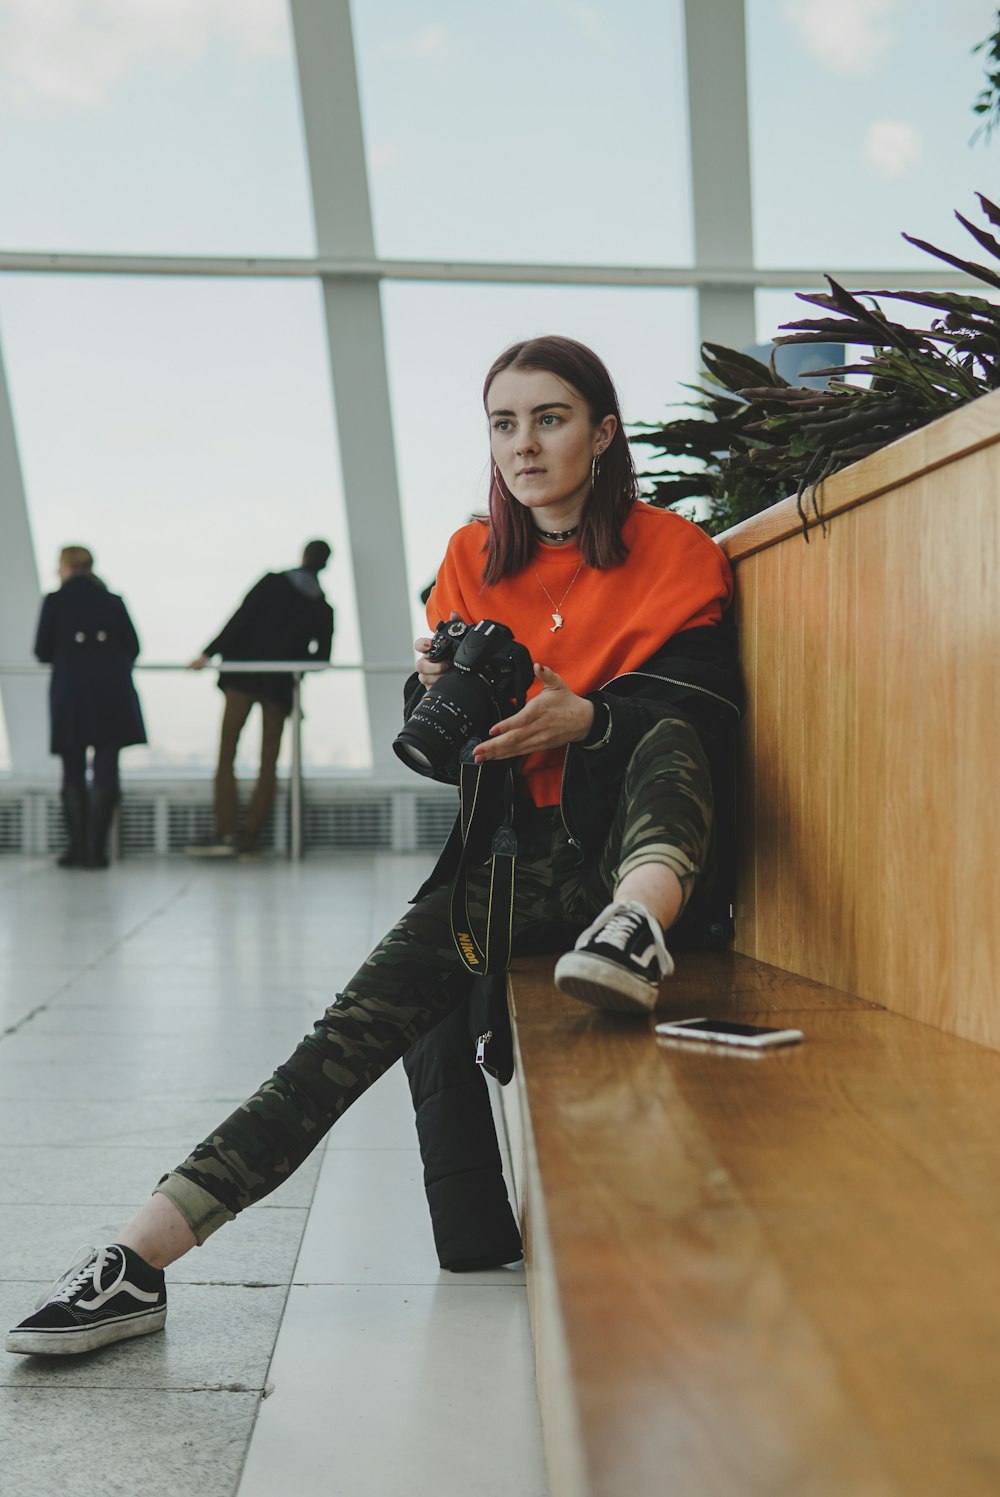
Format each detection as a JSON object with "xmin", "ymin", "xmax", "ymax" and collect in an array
[{"xmin": 472, "ymin": 664, "xmax": 594, "ymax": 763}]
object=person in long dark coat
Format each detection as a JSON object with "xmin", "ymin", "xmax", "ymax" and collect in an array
[{"xmin": 34, "ymin": 545, "xmax": 147, "ymax": 869}]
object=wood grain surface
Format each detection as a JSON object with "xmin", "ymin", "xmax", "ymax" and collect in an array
[
  {"xmin": 721, "ymin": 398, "xmax": 1000, "ymax": 1048},
  {"xmin": 508, "ymin": 952, "xmax": 1000, "ymax": 1497}
]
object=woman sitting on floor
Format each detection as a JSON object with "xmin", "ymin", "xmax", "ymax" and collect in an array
[{"xmin": 7, "ymin": 333, "xmax": 741, "ymax": 1357}]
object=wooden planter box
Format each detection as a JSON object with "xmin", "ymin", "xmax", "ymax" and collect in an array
[{"xmin": 718, "ymin": 387, "xmax": 1000, "ymax": 1049}]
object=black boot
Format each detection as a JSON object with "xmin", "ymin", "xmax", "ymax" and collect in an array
[
  {"xmin": 403, "ymin": 1001, "xmax": 523, "ymax": 1273},
  {"xmin": 58, "ymin": 785, "xmax": 88, "ymax": 868},
  {"xmin": 86, "ymin": 785, "xmax": 118, "ymax": 870}
]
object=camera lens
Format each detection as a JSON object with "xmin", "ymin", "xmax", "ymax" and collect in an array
[
  {"xmin": 393, "ymin": 618, "xmax": 533, "ymax": 782},
  {"xmin": 394, "ymin": 740, "xmax": 434, "ymax": 773},
  {"xmin": 393, "ymin": 684, "xmax": 482, "ymax": 779}
]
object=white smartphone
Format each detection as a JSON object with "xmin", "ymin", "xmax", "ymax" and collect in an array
[{"xmin": 654, "ymin": 1017, "xmax": 804, "ymax": 1049}]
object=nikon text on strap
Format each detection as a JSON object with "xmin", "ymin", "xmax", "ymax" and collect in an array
[{"xmin": 448, "ymin": 749, "xmax": 518, "ymax": 976}]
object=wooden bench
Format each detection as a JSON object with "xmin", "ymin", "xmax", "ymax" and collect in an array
[{"xmin": 504, "ymin": 950, "xmax": 1000, "ymax": 1497}]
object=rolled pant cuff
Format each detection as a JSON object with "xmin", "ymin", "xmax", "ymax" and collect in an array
[
  {"xmin": 615, "ymin": 844, "xmax": 700, "ymax": 908},
  {"xmin": 153, "ymin": 1172, "xmax": 235, "ymax": 1246}
]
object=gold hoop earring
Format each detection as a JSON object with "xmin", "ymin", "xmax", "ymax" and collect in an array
[{"xmin": 493, "ymin": 462, "xmax": 508, "ymax": 499}]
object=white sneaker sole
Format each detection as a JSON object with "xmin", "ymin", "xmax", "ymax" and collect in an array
[
  {"xmin": 554, "ymin": 951, "xmax": 666, "ymax": 1014},
  {"xmin": 5, "ymin": 1305, "xmax": 166, "ymax": 1356}
]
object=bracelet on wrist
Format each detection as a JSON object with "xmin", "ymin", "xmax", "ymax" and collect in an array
[{"xmin": 582, "ymin": 697, "xmax": 613, "ymax": 751}]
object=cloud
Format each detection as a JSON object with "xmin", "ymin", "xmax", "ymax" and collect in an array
[
  {"xmin": 368, "ymin": 142, "xmax": 402, "ymax": 174},
  {"xmin": 863, "ymin": 119, "xmax": 922, "ymax": 178},
  {"xmin": 0, "ymin": 0, "xmax": 289, "ymax": 113},
  {"xmin": 782, "ymin": 0, "xmax": 897, "ymax": 76},
  {"xmin": 538, "ymin": 0, "xmax": 611, "ymax": 47},
  {"xmin": 383, "ymin": 24, "xmax": 453, "ymax": 63}
]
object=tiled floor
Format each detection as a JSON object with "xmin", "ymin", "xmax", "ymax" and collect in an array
[{"xmin": 0, "ymin": 854, "xmax": 546, "ymax": 1497}]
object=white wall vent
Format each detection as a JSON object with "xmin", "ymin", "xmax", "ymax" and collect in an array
[{"xmin": 0, "ymin": 782, "xmax": 456, "ymax": 857}]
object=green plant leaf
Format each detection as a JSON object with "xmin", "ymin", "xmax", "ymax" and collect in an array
[
  {"xmin": 900, "ymin": 232, "xmax": 1000, "ymax": 291},
  {"xmin": 954, "ymin": 209, "xmax": 1000, "ymax": 263},
  {"xmin": 631, "ymin": 192, "xmax": 1000, "ymax": 538},
  {"xmin": 863, "ymin": 288, "xmax": 1000, "ymax": 321},
  {"xmin": 701, "ymin": 343, "xmax": 786, "ymax": 392},
  {"xmin": 975, "ymin": 192, "xmax": 1000, "ymax": 230}
]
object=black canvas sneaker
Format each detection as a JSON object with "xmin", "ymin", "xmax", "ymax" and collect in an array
[
  {"xmin": 6, "ymin": 1244, "xmax": 167, "ymax": 1356},
  {"xmin": 555, "ymin": 900, "xmax": 674, "ymax": 1013}
]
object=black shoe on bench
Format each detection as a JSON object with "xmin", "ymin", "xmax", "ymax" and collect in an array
[
  {"xmin": 555, "ymin": 900, "xmax": 674, "ymax": 1014},
  {"xmin": 6, "ymin": 1244, "xmax": 167, "ymax": 1356}
]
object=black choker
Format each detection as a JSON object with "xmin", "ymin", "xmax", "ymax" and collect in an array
[{"xmin": 536, "ymin": 524, "xmax": 579, "ymax": 542}]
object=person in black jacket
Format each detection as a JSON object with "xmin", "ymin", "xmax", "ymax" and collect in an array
[
  {"xmin": 7, "ymin": 337, "xmax": 742, "ymax": 1360},
  {"xmin": 188, "ymin": 540, "xmax": 334, "ymax": 856},
  {"xmin": 34, "ymin": 545, "xmax": 147, "ymax": 870}
]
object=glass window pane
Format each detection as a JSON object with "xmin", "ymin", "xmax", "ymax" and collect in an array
[
  {"xmin": 748, "ymin": 2, "xmax": 999, "ymax": 270},
  {"xmin": 0, "ymin": 3, "xmax": 314, "ymax": 255},
  {"xmin": 353, "ymin": 0, "xmax": 691, "ymax": 266},
  {"xmin": 381, "ymin": 281, "xmax": 699, "ymax": 639},
  {"xmin": 0, "ymin": 276, "xmax": 369, "ymax": 774},
  {"xmin": 757, "ymin": 288, "xmax": 818, "ymax": 347}
]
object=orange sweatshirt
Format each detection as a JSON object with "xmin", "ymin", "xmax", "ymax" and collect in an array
[{"xmin": 426, "ymin": 503, "xmax": 734, "ymax": 807}]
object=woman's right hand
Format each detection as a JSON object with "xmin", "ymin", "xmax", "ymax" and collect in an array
[
  {"xmin": 414, "ymin": 612, "xmax": 463, "ymax": 689},
  {"xmin": 414, "ymin": 638, "xmax": 450, "ymax": 690}
]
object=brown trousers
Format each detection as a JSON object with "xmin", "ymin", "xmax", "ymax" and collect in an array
[{"xmin": 214, "ymin": 688, "xmax": 286, "ymax": 846}]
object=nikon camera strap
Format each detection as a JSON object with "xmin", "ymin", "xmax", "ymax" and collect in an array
[{"xmin": 448, "ymin": 748, "xmax": 518, "ymax": 977}]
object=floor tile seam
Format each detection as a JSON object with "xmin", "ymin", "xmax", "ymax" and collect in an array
[
  {"xmin": 0, "ymin": 1145, "xmax": 325, "ymax": 1154},
  {"xmin": 0, "ymin": 1105, "xmax": 249, "ymax": 1113},
  {"xmin": 10, "ymin": 1019, "xmax": 321, "ymax": 1028},
  {"xmin": 233, "ymin": 1227, "xmax": 313, "ymax": 1475},
  {"xmin": 0, "ymin": 878, "xmax": 197, "ymax": 1045},
  {"xmin": 0, "ymin": 1087, "xmax": 285, "ymax": 1098},
  {"xmin": 1, "ymin": 1381, "xmax": 269, "ymax": 1395},
  {"xmin": 0, "ymin": 1201, "xmax": 313, "ymax": 1210},
  {"xmin": 1, "ymin": 1184, "xmax": 318, "ymax": 1210},
  {"xmin": 0, "ymin": 1003, "xmax": 60, "ymax": 1042},
  {"xmin": 227, "ymin": 1130, "xmax": 439, "ymax": 1432},
  {"xmin": 286, "ymin": 1278, "xmax": 528, "ymax": 1289},
  {"xmin": 0, "ymin": 1277, "xmax": 300, "ymax": 1287},
  {"xmin": 167, "ymin": 1279, "xmax": 290, "ymax": 1288}
]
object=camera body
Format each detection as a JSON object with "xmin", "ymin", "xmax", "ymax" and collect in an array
[
  {"xmin": 425, "ymin": 616, "xmax": 471, "ymax": 662},
  {"xmin": 393, "ymin": 618, "xmax": 535, "ymax": 781}
]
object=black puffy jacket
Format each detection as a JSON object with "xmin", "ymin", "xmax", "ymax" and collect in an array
[
  {"xmin": 406, "ymin": 616, "xmax": 743, "ymax": 944},
  {"xmin": 401, "ymin": 615, "xmax": 742, "ymax": 1269}
]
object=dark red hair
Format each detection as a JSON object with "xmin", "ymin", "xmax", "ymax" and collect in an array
[{"xmin": 480, "ymin": 335, "xmax": 639, "ymax": 585}]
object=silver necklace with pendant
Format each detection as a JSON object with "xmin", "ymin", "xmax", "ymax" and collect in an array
[{"xmin": 533, "ymin": 561, "xmax": 585, "ymax": 632}]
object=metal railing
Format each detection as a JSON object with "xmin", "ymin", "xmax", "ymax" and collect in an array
[{"xmin": 0, "ymin": 659, "xmax": 415, "ymax": 862}]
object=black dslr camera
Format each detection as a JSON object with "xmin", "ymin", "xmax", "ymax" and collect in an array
[{"xmin": 393, "ymin": 618, "xmax": 534, "ymax": 781}]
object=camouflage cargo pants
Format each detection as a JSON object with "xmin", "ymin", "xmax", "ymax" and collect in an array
[{"xmin": 156, "ymin": 714, "xmax": 715, "ymax": 1242}]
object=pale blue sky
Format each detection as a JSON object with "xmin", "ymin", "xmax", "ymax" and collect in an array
[{"xmin": 0, "ymin": 0, "xmax": 997, "ymax": 771}]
